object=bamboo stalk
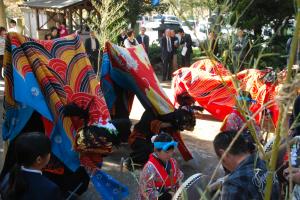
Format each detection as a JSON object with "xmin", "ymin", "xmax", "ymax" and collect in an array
[{"xmin": 264, "ymin": 1, "xmax": 300, "ymax": 199}]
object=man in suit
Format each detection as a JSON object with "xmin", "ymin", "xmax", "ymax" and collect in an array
[
  {"xmin": 85, "ymin": 31, "xmax": 100, "ymax": 73},
  {"xmin": 178, "ymin": 28, "xmax": 193, "ymax": 67},
  {"xmin": 233, "ymin": 29, "xmax": 250, "ymax": 70},
  {"xmin": 136, "ymin": 27, "xmax": 150, "ymax": 53},
  {"xmin": 161, "ymin": 29, "xmax": 174, "ymax": 81},
  {"xmin": 171, "ymin": 29, "xmax": 179, "ymax": 70}
]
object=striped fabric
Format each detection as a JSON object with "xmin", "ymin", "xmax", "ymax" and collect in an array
[
  {"xmin": 3, "ymin": 33, "xmax": 113, "ymax": 171},
  {"xmin": 173, "ymin": 59, "xmax": 280, "ymax": 125}
]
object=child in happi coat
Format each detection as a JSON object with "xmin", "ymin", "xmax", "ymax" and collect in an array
[
  {"xmin": 3, "ymin": 132, "xmax": 62, "ymax": 200},
  {"xmin": 138, "ymin": 133, "xmax": 183, "ymax": 200}
]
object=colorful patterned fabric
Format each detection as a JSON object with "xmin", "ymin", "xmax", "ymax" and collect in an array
[
  {"xmin": 101, "ymin": 43, "xmax": 193, "ymax": 160},
  {"xmin": 101, "ymin": 43, "xmax": 174, "ymax": 114},
  {"xmin": 172, "ymin": 59, "xmax": 280, "ymax": 125},
  {"xmin": 3, "ymin": 33, "xmax": 115, "ymax": 171},
  {"xmin": 91, "ymin": 169, "xmax": 129, "ymax": 200},
  {"xmin": 138, "ymin": 153, "xmax": 183, "ymax": 200},
  {"xmin": 220, "ymin": 109, "xmax": 261, "ymax": 139}
]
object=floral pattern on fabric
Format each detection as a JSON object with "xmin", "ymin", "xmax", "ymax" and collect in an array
[{"xmin": 138, "ymin": 156, "xmax": 183, "ymax": 200}]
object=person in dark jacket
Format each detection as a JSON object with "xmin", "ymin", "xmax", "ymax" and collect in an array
[
  {"xmin": 171, "ymin": 29, "xmax": 179, "ymax": 70},
  {"xmin": 286, "ymin": 31, "xmax": 300, "ymax": 66},
  {"xmin": 177, "ymin": 28, "xmax": 193, "ymax": 67},
  {"xmin": 85, "ymin": 31, "xmax": 100, "ymax": 73},
  {"xmin": 50, "ymin": 27, "xmax": 59, "ymax": 39},
  {"xmin": 213, "ymin": 130, "xmax": 279, "ymax": 200},
  {"xmin": 161, "ymin": 29, "xmax": 174, "ymax": 81},
  {"xmin": 3, "ymin": 132, "xmax": 62, "ymax": 200},
  {"xmin": 136, "ymin": 27, "xmax": 150, "ymax": 53},
  {"xmin": 117, "ymin": 30, "xmax": 127, "ymax": 47}
]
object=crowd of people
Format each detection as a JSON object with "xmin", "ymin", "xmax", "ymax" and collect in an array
[
  {"xmin": 0, "ymin": 17, "xmax": 299, "ymax": 200},
  {"xmin": 44, "ymin": 22, "xmax": 69, "ymax": 40},
  {"xmin": 116, "ymin": 27, "xmax": 193, "ymax": 81}
]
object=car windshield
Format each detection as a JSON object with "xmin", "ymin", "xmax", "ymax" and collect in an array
[
  {"xmin": 153, "ymin": 16, "xmax": 162, "ymax": 20},
  {"xmin": 199, "ymin": 25, "xmax": 207, "ymax": 33},
  {"xmin": 166, "ymin": 16, "xmax": 178, "ymax": 21},
  {"xmin": 183, "ymin": 21, "xmax": 195, "ymax": 27}
]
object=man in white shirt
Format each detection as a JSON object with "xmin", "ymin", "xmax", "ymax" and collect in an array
[
  {"xmin": 161, "ymin": 29, "xmax": 174, "ymax": 81},
  {"xmin": 84, "ymin": 31, "xmax": 100, "ymax": 73},
  {"xmin": 137, "ymin": 27, "xmax": 149, "ymax": 53}
]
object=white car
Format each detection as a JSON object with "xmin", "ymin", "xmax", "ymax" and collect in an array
[
  {"xmin": 144, "ymin": 22, "xmax": 160, "ymax": 45},
  {"xmin": 152, "ymin": 14, "xmax": 180, "ymax": 24},
  {"xmin": 136, "ymin": 15, "xmax": 150, "ymax": 26},
  {"xmin": 182, "ymin": 21, "xmax": 208, "ymax": 47}
]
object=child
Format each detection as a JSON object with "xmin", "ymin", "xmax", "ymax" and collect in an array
[
  {"xmin": 139, "ymin": 133, "xmax": 183, "ymax": 200},
  {"xmin": 59, "ymin": 22, "xmax": 68, "ymax": 38},
  {"xmin": 4, "ymin": 132, "xmax": 62, "ymax": 200},
  {"xmin": 44, "ymin": 33, "xmax": 52, "ymax": 40}
]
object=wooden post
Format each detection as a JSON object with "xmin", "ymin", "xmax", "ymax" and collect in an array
[
  {"xmin": 0, "ymin": 0, "xmax": 6, "ymax": 28},
  {"xmin": 79, "ymin": 8, "xmax": 83, "ymax": 31},
  {"xmin": 68, "ymin": 8, "xmax": 73, "ymax": 33},
  {"xmin": 36, "ymin": 9, "xmax": 40, "ymax": 30}
]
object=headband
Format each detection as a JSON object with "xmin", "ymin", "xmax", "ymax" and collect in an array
[
  {"xmin": 237, "ymin": 96, "xmax": 257, "ymax": 104},
  {"xmin": 153, "ymin": 141, "xmax": 178, "ymax": 151}
]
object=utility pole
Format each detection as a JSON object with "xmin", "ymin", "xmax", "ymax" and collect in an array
[{"xmin": 0, "ymin": 0, "xmax": 6, "ymax": 28}]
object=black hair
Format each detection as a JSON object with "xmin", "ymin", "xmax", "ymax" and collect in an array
[
  {"xmin": 127, "ymin": 29, "xmax": 134, "ymax": 37},
  {"xmin": 10, "ymin": 19, "xmax": 16, "ymax": 25},
  {"xmin": 0, "ymin": 26, "xmax": 6, "ymax": 34},
  {"xmin": 213, "ymin": 130, "xmax": 253, "ymax": 157},
  {"xmin": 177, "ymin": 28, "xmax": 184, "ymax": 33},
  {"xmin": 177, "ymin": 92, "xmax": 195, "ymax": 106},
  {"xmin": 154, "ymin": 133, "xmax": 173, "ymax": 143},
  {"xmin": 6, "ymin": 132, "xmax": 51, "ymax": 200},
  {"xmin": 44, "ymin": 33, "xmax": 52, "ymax": 40},
  {"xmin": 154, "ymin": 133, "xmax": 174, "ymax": 151}
]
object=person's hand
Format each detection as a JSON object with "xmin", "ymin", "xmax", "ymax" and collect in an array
[{"xmin": 284, "ymin": 167, "xmax": 300, "ymax": 184}]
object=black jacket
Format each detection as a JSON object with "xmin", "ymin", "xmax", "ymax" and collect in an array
[
  {"xmin": 16, "ymin": 171, "xmax": 61, "ymax": 200},
  {"xmin": 136, "ymin": 34, "xmax": 150, "ymax": 53},
  {"xmin": 161, "ymin": 36, "xmax": 174, "ymax": 59},
  {"xmin": 180, "ymin": 33, "xmax": 193, "ymax": 54},
  {"xmin": 117, "ymin": 34, "xmax": 127, "ymax": 47},
  {"xmin": 84, "ymin": 37, "xmax": 100, "ymax": 58}
]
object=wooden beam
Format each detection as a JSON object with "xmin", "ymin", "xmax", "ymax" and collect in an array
[
  {"xmin": 0, "ymin": 0, "xmax": 6, "ymax": 28},
  {"xmin": 36, "ymin": 9, "xmax": 40, "ymax": 30},
  {"xmin": 39, "ymin": 11, "xmax": 59, "ymax": 29},
  {"xmin": 79, "ymin": 8, "xmax": 83, "ymax": 31},
  {"xmin": 68, "ymin": 8, "xmax": 73, "ymax": 32}
]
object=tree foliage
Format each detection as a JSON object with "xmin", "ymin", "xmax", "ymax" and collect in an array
[
  {"xmin": 221, "ymin": 0, "xmax": 295, "ymax": 35},
  {"xmin": 4, "ymin": 0, "xmax": 23, "ymax": 18},
  {"xmin": 169, "ymin": 0, "xmax": 218, "ymax": 20},
  {"xmin": 87, "ymin": 0, "xmax": 128, "ymax": 48},
  {"xmin": 125, "ymin": 0, "xmax": 169, "ymax": 27}
]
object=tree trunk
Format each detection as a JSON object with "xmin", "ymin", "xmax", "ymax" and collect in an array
[{"xmin": 0, "ymin": 0, "xmax": 6, "ymax": 28}]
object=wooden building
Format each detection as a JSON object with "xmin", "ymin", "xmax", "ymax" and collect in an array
[{"xmin": 20, "ymin": 0, "xmax": 94, "ymax": 39}]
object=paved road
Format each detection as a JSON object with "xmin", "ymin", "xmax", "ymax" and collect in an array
[{"xmin": 0, "ymin": 80, "xmax": 223, "ymax": 199}]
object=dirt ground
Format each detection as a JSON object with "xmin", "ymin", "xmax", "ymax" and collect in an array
[
  {"xmin": 80, "ymin": 81, "xmax": 224, "ymax": 199},
  {"xmin": 0, "ymin": 80, "xmax": 224, "ymax": 200}
]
